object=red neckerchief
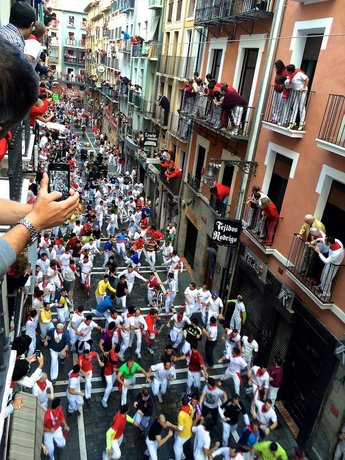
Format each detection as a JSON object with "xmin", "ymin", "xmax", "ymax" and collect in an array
[
  {"xmin": 83, "ymin": 320, "xmax": 89, "ymax": 325},
  {"xmin": 75, "ymin": 310, "xmax": 82, "ymax": 316},
  {"xmin": 127, "ymin": 313, "xmax": 134, "ymax": 318},
  {"xmin": 180, "ymin": 404, "xmax": 192, "ymax": 415},
  {"xmin": 261, "ymin": 405, "xmax": 268, "ymax": 413},
  {"xmin": 208, "ymin": 385, "xmax": 217, "ymax": 391},
  {"xmin": 37, "ymin": 380, "xmax": 47, "ymax": 391},
  {"xmin": 330, "ymin": 242, "xmax": 342, "ymax": 250},
  {"xmin": 70, "ymin": 372, "xmax": 79, "ymax": 379},
  {"xmin": 28, "ymin": 33, "xmax": 40, "ymax": 42},
  {"xmin": 288, "ymin": 68, "xmax": 304, "ymax": 83},
  {"xmin": 107, "ymin": 329, "xmax": 114, "ymax": 337},
  {"xmin": 28, "ymin": 317, "xmax": 33, "ymax": 322},
  {"xmin": 256, "ymin": 368, "xmax": 263, "ymax": 377}
]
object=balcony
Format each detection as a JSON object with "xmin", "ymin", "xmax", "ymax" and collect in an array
[
  {"xmin": 169, "ymin": 113, "xmax": 191, "ymax": 142},
  {"xmin": 187, "ymin": 173, "xmax": 202, "ymax": 193},
  {"xmin": 123, "ymin": 0, "xmax": 135, "ymax": 12},
  {"xmin": 286, "ymin": 234, "xmax": 344, "ymax": 304},
  {"xmin": 180, "ymin": 94, "xmax": 255, "ymax": 141},
  {"xmin": 128, "ymin": 91, "xmax": 156, "ymax": 117},
  {"xmin": 316, "ymin": 94, "xmax": 345, "ymax": 158},
  {"xmin": 159, "ymin": 167, "xmax": 182, "ymax": 197},
  {"xmin": 99, "ymin": 85, "xmax": 119, "ymax": 103},
  {"xmin": 64, "ymin": 56, "xmax": 85, "ymax": 66},
  {"xmin": 194, "ymin": 0, "xmax": 275, "ymax": 26},
  {"xmin": 119, "ymin": 40, "xmax": 131, "ymax": 53},
  {"xmin": 242, "ymin": 203, "xmax": 281, "ymax": 249},
  {"xmin": 105, "ymin": 56, "xmax": 120, "ymax": 70},
  {"xmin": 158, "ymin": 55, "xmax": 197, "ymax": 79},
  {"xmin": 148, "ymin": 0, "xmax": 163, "ymax": 8},
  {"xmin": 65, "ymin": 39, "xmax": 85, "ymax": 48},
  {"xmin": 132, "ymin": 42, "xmax": 159, "ymax": 60},
  {"xmin": 262, "ymin": 85, "xmax": 315, "ymax": 138},
  {"xmin": 49, "ymin": 55, "xmax": 58, "ymax": 64}
]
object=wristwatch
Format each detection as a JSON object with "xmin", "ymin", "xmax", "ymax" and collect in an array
[{"xmin": 17, "ymin": 217, "xmax": 39, "ymax": 244}]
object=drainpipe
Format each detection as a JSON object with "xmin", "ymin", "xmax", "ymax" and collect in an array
[{"xmin": 225, "ymin": 0, "xmax": 287, "ymax": 300}]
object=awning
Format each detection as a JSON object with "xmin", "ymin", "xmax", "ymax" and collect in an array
[
  {"xmin": 9, "ymin": 392, "xmax": 45, "ymax": 460},
  {"xmin": 147, "ymin": 16, "xmax": 160, "ymax": 41}
]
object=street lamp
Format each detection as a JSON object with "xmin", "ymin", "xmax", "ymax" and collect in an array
[{"xmin": 204, "ymin": 159, "xmax": 258, "ymax": 187}]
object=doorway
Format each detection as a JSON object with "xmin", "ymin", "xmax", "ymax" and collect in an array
[
  {"xmin": 238, "ymin": 48, "xmax": 259, "ymax": 103},
  {"xmin": 194, "ymin": 145, "xmax": 206, "ymax": 183},
  {"xmin": 322, "ymin": 180, "xmax": 345, "ymax": 243},
  {"xmin": 184, "ymin": 219, "xmax": 198, "ymax": 268},
  {"xmin": 210, "ymin": 49, "xmax": 222, "ymax": 81},
  {"xmin": 267, "ymin": 154, "xmax": 293, "ymax": 212},
  {"xmin": 301, "ymin": 34, "xmax": 323, "ymax": 91}
]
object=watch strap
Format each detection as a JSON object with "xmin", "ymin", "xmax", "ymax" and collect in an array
[{"xmin": 17, "ymin": 217, "xmax": 39, "ymax": 244}]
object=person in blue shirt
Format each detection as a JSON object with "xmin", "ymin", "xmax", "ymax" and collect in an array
[
  {"xmin": 103, "ymin": 236, "xmax": 115, "ymax": 268},
  {"xmin": 121, "ymin": 30, "xmax": 130, "ymax": 40},
  {"xmin": 238, "ymin": 420, "xmax": 265, "ymax": 456},
  {"xmin": 91, "ymin": 293, "xmax": 117, "ymax": 317}
]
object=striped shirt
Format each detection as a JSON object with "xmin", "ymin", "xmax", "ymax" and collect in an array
[{"xmin": 0, "ymin": 24, "xmax": 25, "ymax": 52}]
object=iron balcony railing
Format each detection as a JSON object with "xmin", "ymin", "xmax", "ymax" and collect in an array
[
  {"xmin": 99, "ymin": 85, "xmax": 119, "ymax": 102},
  {"xmin": 263, "ymin": 85, "xmax": 315, "ymax": 131},
  {"xmin": 105, "ymin": 56, "xmax": 120, "ymax": 69},
  {"xmin": 317, "ymin": 94, "xmax": 345, "ymax": 148},
  {"xmin": 158, "ymin": 55, "xmax": 197, "ymax": 79},
  {"xmin": 122, "ymin": 0, "xmax": 135, "ymax": 12},
  {"xmin": 119, "ymin": 40, "xmax": 131, "ymax": 53},
  {"xmin": 209, "ymin": 194, "xmax": 228, "ymax": 217},
  {"xmin": 242, "ymin": 203, "xmax": 281, "ymax": 248},
  {"xmin": 187, "ymin": 173, "xmax": 201, "ymax": 193},
  {"xmin": 194, "ymin": 0, "xmax": 275, "ymax": 25},
  {"xmin": 169, "ymin": 113, "xmax": 191, "ymax": 142},
  {"xmin": 286, "ymin": 234, "xmax": 344, "ymax": 303},
  {"xmin": 128, "ymin": 91, "xmax": 156, "ymax": 116},
  {"xmin": 132, "ymin": 42, "xmax": 159, "ymax": 59},
  {"xmin": 64, "ymin": 56, "xmax": 85, "ymax": 65},
  {"xmin": 179, "ymin": 93, "xmax": 255, "ymax": 140}
]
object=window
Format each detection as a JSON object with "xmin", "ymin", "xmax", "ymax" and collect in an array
[
  {"xmin": 210, "ymin": 49, "xmax": 222, "ymax": 81},
  {"xmin": 300, "ymin": 34, "xmax": 323, "ymax": 90},
  {"xmin": 167, "ymin": 0, "xmax": 173, "ymax": 22},
  {"xmin": 221, "ymin": 164, "xmax": 234, "ymax": 188},
  {"xmin": 188, "ymin": 0, "xmax": 196, "ymax": 17},
  {"xmin": 267, "ymin": 154, "xmax": 293, "ymax": 213},
  {"xmin": 194, "ymin": 145, "xmax": 206, "ymax": 182},
  {"xmin": 176, "ymin": 0, "xmax": 182, "ymax": 21},
  {"xmin": 322, "ymin": 181, "xmax": 345, "ymax": 243},
  {"xmin": 238, "ymin": 48, "xmax": 259, "ymax": 103},
  {"xmin": 68, "ymin": 15, "xmax": 74, "ymax": 27}
]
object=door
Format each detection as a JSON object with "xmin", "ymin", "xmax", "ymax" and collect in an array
[
  {"xmin": 238, "ymin": 48, "xmax": 259, "ymax": 103},
  {"xmin": 210, "ymin": 49, "xmax": 222, "ymax": 81},
  {"xmin": 322, "ymin": 180, "xmax": 345, "ymax": 244},
  {"xmin": 221, "ymin": 164, "xmax": 234, "ymax": 188},
  {"xmin": 280, "ymin": 300, "xmax": 336, "ymax": 446},
  {"xmin": 184, "ymin": 219, "xmax": 198, "ymax": 268},
  {"xmin": 301, "ymin": 35, "xmax": 323, "ymax": 91},
  {"xmin": 194, "ymin": 145, "xmax": 206, "ymax": 183},
  {"xmin": 267, "ymin": 154, "xmax": 292, "ymax": 212}
]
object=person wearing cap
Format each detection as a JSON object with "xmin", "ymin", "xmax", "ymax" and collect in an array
[
  {"xmin": 205, "ymin": 291, "xmax": 224, "ymax": 323},
  {"xmin": 44, "ymin": 323, "xmax": 70, "ymax": 383}
]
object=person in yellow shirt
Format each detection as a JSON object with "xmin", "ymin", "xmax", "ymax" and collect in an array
[
  {"xmin": 39, "ymin": 302, "xmax": 55, "ymax": 342},
  {"xmin": 253, "ymin": 441, "xmax": 288, "ymax": 460},
  {"xmin": 298, "ymin": 214, "xmax": 325, "ymax": 275},
  {"xmin": 173, "ymin": 395, "xmax": 194, "ymax": 460},
  {"xmin": 95, "ymin": 274, "xmax": 116, "ymax": 304}
]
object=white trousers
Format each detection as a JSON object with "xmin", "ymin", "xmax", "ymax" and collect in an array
[
  {"xmin": 221, "ymin": 369, "xmax": 241, "ymax": 395},
  {"xmin": 102, "ymin": 373, "xmax": 116, "ymax": 404},
  {"xmin": 119, "ymin": 331, "xmax": 130, "ymax": 357},
  {"xmin": 145, "ymin": 438, "xmax": 159, "ymax": 460},
  {"xmin": 173, "ymin": 434, "xmax": 190, "ymax": 460},
  {"xmin": 229, "ymin": 314, "xmax": 242, "ymax": 333},
  {"xmin": 165, "ymin": 292, "xmax": 176, "ymax": 313},
  {"xmin": 116, "ymin": 242, "xmax": 126, "ymax": 256},
  {"xmin": 121, "ymin": 377, "xmax": 136, "ymax": 405},
  {"xmin": 44, "ymin": 426, "xmax": 66, "ymax": 460},
  {"xmin": 146, "ymin": 251, "xmax": 156, "ymax": 268},
  {"xmin": 84, "ymin": 370, "xmax": 93, "ymax": 399},
  {"xmin": 50, "ymin": 349, "xmax": 66, "ymax": 381},
  {"xmin": 222, "ymin": 421, "xmax": 237, "ymax": 447},
  {"xmin": 170, "ymin": 327, "xmax": 184, "ymax": 348},
  {"xmin": 185, "ymin": 301, "xmax": 199, "ymax": 317},
  {"xmin": 96, "ymin": 295, "xmax": 105, "ymax": 305},
  {"xmin": 147, "ymin": 289, "xmax": 155, "ymax": 305},
  {"xmin": 116, "ymin": 296, "xmax": 127, "ymax": 311},
  {"xmin": 110, "ymin": 435, "xmax": 123, "ymax": 459},
  {"xmin": 129, "ymin": 330, "xmax": 142, "ymax": 354},
  {"xmin": 57, "ymin": 307, "xmax": 69, "ymax": 324},
  {"xmin": 186, "ymin": 370, "xmax": 201, "ymax": 393},
  {"xmin": 151, "ymin": 378, "xmax": 168, "ymax": 397},
  {"xmin": 268, "ymin": 385, "xmax": 279, "ymax": 406},
  {"xmin": 40, "ymin": 322, "xmax": 54, "ymax": 341},
  {"xmin": 67, "ymin": 391, "xmax": 84, "ymax": 413},
  {"xmin": 28, "ymin": 335, "xmax": 36, "ymax": 357}
]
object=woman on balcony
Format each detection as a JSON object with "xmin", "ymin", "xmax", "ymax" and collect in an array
[
  {"xmin": 271, "ymin": 60, "xmax": 289, "ymax": 124},
  {"xmin": 260, "ymin": 198, "xmax": 279, "ymax": 247}
]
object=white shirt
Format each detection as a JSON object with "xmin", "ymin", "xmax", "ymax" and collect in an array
[
  {"xmin": 212, "ymin": 448, "xmax": 244, "ymax": 460},
  {"xmin": 118, "ymin": 269, "xmax": 146, "ymax": 284},
  {"xmin": 255, "ymin": 400, "xmax": 277, "ymax": 429},
  {"xmin": 226, "ymin": 331, "xmax": 241, "ymax": 351},
  {"xmin": 206, "ymin": 297, "xmax": 223, "ymax": 315},
  {"xmin": 206, "ymin": 323, "xmax": 217, "ymax": 341},
  {"xmin": 63, "ymin": 266, "xmax": 76, "ymax": 282},
  {"xmin": 121, "ymin": 313, "xmax": 135, "ymax": 335},
  {"xmin": 68, "ymin": 371, "xmax": 81, "ymax": 392},
  {"xmin": 184, "ymin": 287, "xmax": 199, "ymax": 304},
  {"xmin": 60, "ymin": 253, "xmax": 72, "ymax": 267},
  {"xmin": 133, "ymin": 314, "xmax": 148, "ymax": 330},
  {"xmin": 32, "ymin": 379, "xmax": 53, "ymax": 404},
  {"xmin": 106, "ymin": 314, "xmax": 123, "ymax": 327},
  {"xmin": 171, "ymin": 313, "xmax": 191, "ymax": 329},
  {"xmin": 202, "ymin": 384, "xmax": 224, "ymax": 408},
  {"xmin": 226, "ymin": 353, "xmax": 248, "ymax": 375},
  {"xmin": 199, "ymin": 289, "xmax": 211, "ymax": 305},
  {"xmin": 151, "ymin": 363, "xmax": 176, "ymax": 382},
  {"xmin": 37, "ymin": 258, "xmax": 50, "ymax": 275},
  {"xmin": 242, "ymin": 336, "xmax": 259, "ymax": 358},
  {"xmin": 250, "ymin": 366, "xmax": 270, "ymax": 389},
  {"xmin": 80, "ymin": 260, "xmax": 93, "ymax": 274},
  {"xmin": 77, "ymin": 320, "xmax": 98, "ymax": 342},
  {"xmin": 24, "ymin": 38, "xmax": 42, "ymax": 68},
  {"xmin": 319, "ymin": 239, "xmax": 344, "ymax": 265},
  {"xmin": 193, "ymin": 425, "xmax": 210, "ymax": 460},
  {"xmin": 25, "ymin": 315, "xmax": 39, "ymax": 338},
  {"xmin": 285, "ymin": 70, "xmax": 308, "ymax": 91},
  {"xmin": 67, "ymin": 311, "xmax": 85, "ymax": 333},
  {"xmin": 73, "ymin": 224, "xmax": 82, "ymax": 236},
  {"xmin": 231, "ymin": 299, "xmax": 246, "ymax": 321}
]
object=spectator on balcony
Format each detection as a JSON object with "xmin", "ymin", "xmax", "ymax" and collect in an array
[
  {"xmin": 220, "ymin": 83, "xmax": 239, "ymax": 128},
  {"xmin": 210, "ymin": 182, "xmax": 230, "ymax": 215},
  {"xmin": 270, "ymin": 60, "xmax": 289, "ymax": 124},
  {"xmin": 183, "ymin": 79, "xmax": 198, "ymax": 114},
  {"xmin": 24, "ymin": 22, "xmax": 46, "ymax": 69},
  {"xmin": 284, "ymin": 64, "xmax": 309, "ymax": 131},
  {"xmin": 0, "ymin": 2, "xmax": 37, "ymax": 52},
  {"xmin": 121, "ymin": 30, "xmax": 131, "ymax": 40},
  {"xmin": 165, "ymin": 165, "xmax": 182, "ymax": 183},
  {"xmin": 158, "ymin": 95, "xmax": 170, "ymax": 126},
  {"xmin": 297, "ymin": 214, "xmax": 325, "ymax": 276},
  {"xmin": 221, "ymin": 89, "xmax": 248, "ymax": 135},
  {"xmin": 29, "ymin": 92, "xmax": 54, "ymax": 126},
  {"xmin": 260, "ymin": 198, "xmax": 279, "ymax": 247},
  {"xmin": 313, "ymin": 236, "xmax": 344, "ymax": 299}
]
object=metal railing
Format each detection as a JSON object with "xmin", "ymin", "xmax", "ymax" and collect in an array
[
  {"xmin": 119, "ymin": 40, "xmax": 131, "ymax": 53},
  {"xmin": 169, "ymin": 113, "xmax": 191, "ymax": 141},
  {"xmin": 187, "ymin": 173, "xmax": 201, "ymax": 193},
  {"xmin": 122, "ymin": 0, "xmax": 135, "ymax": 12},
  {"xmin": 99, "ymin": 85, "xmax": 119, "ymax": 102},
  {"xmin": 286, "ymin": 234, "xmax": 344, "ymax": 303},
  {"xmin": 64, "ymin": 56, "xmax": 85, "ymax": 65},
  {"xmin": 105, "ymin": 56, "xmax": 120, "ymax": 69},
  {"xmin": 158, "ymin": 55, "xmax": 197, "ymax": 79},
  {"xmin": 132, "ymin": 42, "xmax": 159, "ymax": 59},
  {"xmin": 242, "ymin": 203, "xmax": 280, "ymax": 248},
  {"xmin": 128, "ymin": 91, "xmax": 156, "ymax": 116},
  {"xmin": 317, "ymin": 94, "xmax": 345, "ymax": 148},
  {"xmin": 179, "ymin": 94, "xmax": 255, "ymax": 139},
  {"xmin": 195, "ymin": 0, "xmax": 275, "ymax": 25},
  {"xmin": 209, "ymin": 194, "xmax": 229, "ymax": 217},
  {"xmin": 263, "ymin": 85, "xmax": 315, "ymax": 131}
]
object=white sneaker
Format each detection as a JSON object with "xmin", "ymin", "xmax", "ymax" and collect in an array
[
  {"xmin": 148, "ymin": 348, "xmax": 154, "ymax": 355},
  {"xmin": 157, "ymin": 395, "xmax": 163, "ymax": 403},
  {"xmin": 136, "ymin": 352, "xmax": 141, "ymax": 359},
  {"xmin": 101, "ymin": 399, "xmax": 108, "ymax": 408}
]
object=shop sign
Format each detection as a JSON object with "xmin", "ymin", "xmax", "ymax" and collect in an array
[
  {"xmin": 241, "ymin": 247, "xmax": 268, "ymax": 283},
  {"xmin": 144, "ymin": 132, "xmax": 158, "ymax": 147},
  {"xmin": 278, "ymin": 284, "xmax": 295, "ymax": 313},
  {"xmin": 211, "ymin": 218, "xmax": 241, "ymax": 246}
]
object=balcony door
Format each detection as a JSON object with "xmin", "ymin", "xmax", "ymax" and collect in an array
[
  {"xmin": 267, "ymin": 153, "xmax": 292, "ymax": 213},
  {"xmin": 238, "ymin": 48, "xmax": 258, "ymax": 103},
  {"xmin": 184, "ymin": 219, "xmax": 198, "ymax": 268},
  {"xmin": 301, "ymin": 34, "xmax": 323, "ymax": 91},
  {"xmin": 194, "ymin": 145, "xmax": 206, "ymax": 183},
  {"xmin": 210, "ymin": 49, "xmax": 222, "ymax": 81},
  {"xmin": 322, "ymin": 180, "xmax": 345, "ymax": 244}
]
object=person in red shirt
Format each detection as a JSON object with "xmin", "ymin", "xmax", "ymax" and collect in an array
[
  {"xmin": 29, "ymin": 96, "xmax": 54, "ymax": 126},
  {"xmin": 210, "ymin": 182, "xmax": 230, "ymax": 215},
  {"xmin": 78, "ymin": 348, "xmax": 104, "ymax": 405},
  {"xmin": 101, "ymin": 344, "xmax": 120, "ymax": 409},
  {"xmin": 145, "ymin": 225, "xmax": 164, "ymax": 243},
  {"xmin": 105, "ymin": 404, "xmax": 134, "ymax": 459},
  {"xmin": 267, "ymin": 357, "xmax": 283, "ymax": 406},
  {"xmin": 261, "ymin": 198, "xmax": 279, "ymax": 246},
  {"xmin": 186, "ymin": 342, "xmax": 208, "ymax": 394},
  {"xmin": 43, "ymin": 397, "xmax": 69, "ymax": 460},
  {"xmin": 145, "ymin": 308, "xmax": 160, "ymax": 355}
]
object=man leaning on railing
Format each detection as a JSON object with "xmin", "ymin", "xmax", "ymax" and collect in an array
[{"xmin": 0, "ymin": 37, "xmax": 80, "ymax": 279}]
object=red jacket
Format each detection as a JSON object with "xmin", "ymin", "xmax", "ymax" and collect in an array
[{"xmin": 214, "ymin": 182, "xmax": 230, "ymax": 200}]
